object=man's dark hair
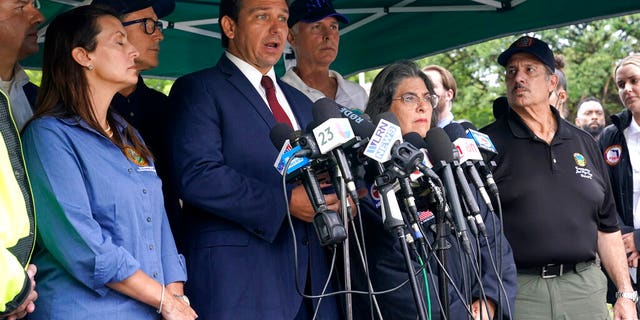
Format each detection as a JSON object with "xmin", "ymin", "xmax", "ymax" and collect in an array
[{"xmin": 219, "ymin": 0, "xmax": 243, "ymax": 48}]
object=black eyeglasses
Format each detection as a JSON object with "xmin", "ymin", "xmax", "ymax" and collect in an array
[{"xmin": 122, "ymin": 18, "xmax": 163, "ymax": 35}]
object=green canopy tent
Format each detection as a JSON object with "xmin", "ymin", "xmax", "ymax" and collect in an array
[{"xmin": 23, "ymin": 0, "xmax": 640, "ymax": 79}]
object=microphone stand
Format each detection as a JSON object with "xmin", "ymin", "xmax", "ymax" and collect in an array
[
  {"xmin": 327, "ymin": 157, "xmax": 353, "ymax": 320},
  {"xmin": 374, "ymin": 162, "xmax": 428, "ymax": 320},
  {"xmin": 429, "ymin": 160, "xmax": 453, "ymax": 320}
]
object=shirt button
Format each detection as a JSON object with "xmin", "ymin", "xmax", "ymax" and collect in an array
[
  {"xmin": 149, "ymin": 244, "xmax": 154, "ymax": 250},
  {"xmin": 142, "ymin": 189, "xmax": 148, "ymax": 194},
  {"xmin": 302, "ymin": 238, "xmax": 309, "ymax": 246},
  {"xmin": 146, "ymin": 217, "xmax": 152, "ymax": 223},
  {"xmin": 130, "ymin": 112, "xmax": 135, "ymax": 117},
  {"xmin": 153, "ymin": 272, "xmax": 158, "ymax": 278},
  {"xmin": 553, "ymin": 158, "xmax": 557, "ymax": 163},
  {"xmin": 128, "ymin": 168, "xmax": 133, "ymax": 173}
]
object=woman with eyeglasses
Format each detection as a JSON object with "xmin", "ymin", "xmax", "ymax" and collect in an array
[
  {"xmin": 21, "ymin": 6, "xmax": 196, "ymax": 320},
  {"xmin": 350, "ymin": 60, "xmax": 517, "ymax": 320}
]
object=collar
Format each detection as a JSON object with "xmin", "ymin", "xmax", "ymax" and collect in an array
[
  {"xmin": 59, "ymin": 112, "xmax": 129, "ymax": 135},
  {"xmin": 505, "ymin": 104, "xmax": 571, "ymax": 141},
  {"xmin": 626, "ymin": 115, "xmax": 640, "ymax": 137},
  {"xmin": 436, "ymin": 112, "xmax": 455, "ymax": 128},
  {"xmin": 0, "ymin": 64, "xmax": 29, "ymax": 95},
  {"xmin": 225, "ymin": 51, "xmax": 276, "ymax": 87}
]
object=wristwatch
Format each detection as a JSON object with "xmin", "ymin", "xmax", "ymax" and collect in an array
[
  {"xmin": 615, "ymin": 291, "xmax": 639, "ymax": 303},
  {"xmin": 173, "ymin": 294, "xmax": 190, "ymax": 306}
]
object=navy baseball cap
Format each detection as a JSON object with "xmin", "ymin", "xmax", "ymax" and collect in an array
[
  {"xmin": 498, "ymin": 36, "xmax": 555, "ymax": 72},
  {"xmin": 288, "ymin": 0, "xmax": 349, "ymax": 28},
  {"xmin": 91, "ymin": 0, "xmax": 175, "ymax": 19}
]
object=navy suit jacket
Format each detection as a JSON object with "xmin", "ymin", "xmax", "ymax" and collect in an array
[{"xmin": 168, "ymin": 55, "xmax": 340, "ymax": 319}]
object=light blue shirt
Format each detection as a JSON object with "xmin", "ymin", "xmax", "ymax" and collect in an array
[{"xmin": 22, "ymin": 114, "xmax": 186, "ymax": 319}]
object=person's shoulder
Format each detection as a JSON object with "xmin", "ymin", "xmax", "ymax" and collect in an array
[
  {"xmin": 599, "ymin": 123, "xmax": 620, "ymax": 146},
  {"xmin": 479, "ymin": 118, "xmax": 504, "ymax": 134},
  {"xmin": 175, "ymin": 66, "xmax": 220, "ymax": 83}
]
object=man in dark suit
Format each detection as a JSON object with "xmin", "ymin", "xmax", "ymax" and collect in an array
[{"xmin": 168, "ymin": 0, "xmax": 342, "ymax": 318}]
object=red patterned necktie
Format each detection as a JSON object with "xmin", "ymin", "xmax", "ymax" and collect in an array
[{"xmin": 261, "ymin": 75, "xmax": 292, "ymax": 128}]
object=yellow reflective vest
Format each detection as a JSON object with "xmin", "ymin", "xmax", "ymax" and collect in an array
[{"xmin": 0, "ymin": 90, "xmax": 35, "ymax": 315}]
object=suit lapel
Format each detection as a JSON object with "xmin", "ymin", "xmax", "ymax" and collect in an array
[
  {"xmin": 278, "ymin": 80, "xmax": 311, "ymax": 129},
  {"xmin": 218, "ymin": 56, "xmax": 277, "ymax": 129}
]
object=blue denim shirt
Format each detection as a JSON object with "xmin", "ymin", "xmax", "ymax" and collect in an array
[{"xmin": 22, "ymin": 115, "xmax": 186, "ymax": 319}]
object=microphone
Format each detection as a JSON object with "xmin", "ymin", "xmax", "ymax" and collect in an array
[
  {"xmin": 311, "ymin": 98, "xmax": 360, "ymax": 203},
  {"xmin": 443, "ymin": 123, "xmax": 488, "ymax": 235},
  {"xmin": 424, "ymin": 127, "xmax": 472, "ymax": 254},
  {"xmin": 361, "ymin": 112, "xmax": 405, "ymax": 229},
  {"xmin": 460, "ymin": 122, "xmax": 499, "ymax": 198},
  {"xmin": 270, "ymin": 123, "xmax": 346, "ymax": 246}
]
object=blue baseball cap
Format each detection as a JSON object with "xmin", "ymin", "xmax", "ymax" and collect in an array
[{"xmin": 288, "ymin": 0, "xmax": 349, "ymax": 28}]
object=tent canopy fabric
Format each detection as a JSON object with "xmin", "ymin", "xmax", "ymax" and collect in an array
[{"xmin": 24, "ymin": 0, "xmax": 640, "ymax": 79}]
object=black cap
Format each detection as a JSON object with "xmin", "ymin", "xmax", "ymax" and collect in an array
[
  {"xmin": 288, "ymin": 0, "xmax": 349, "ymax": 28},
  {"xmin": 497, "ymin": 36, "xmax": 555, "ymax": 72},
  {"xmin": 91, "ymin": 0, "xmax": 175, "ymax": 19}
]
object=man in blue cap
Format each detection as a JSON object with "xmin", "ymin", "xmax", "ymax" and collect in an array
[
  {"xmin": 282, "ymin": 0, "xmax": 368, "ymax": 112},
  {"xmin": 482, "ymin": 35, "xmax": 636, "ymax": 319},
  {"xmin": 91, "ymin": 0, "xmax": 184, "ymax": 256}
]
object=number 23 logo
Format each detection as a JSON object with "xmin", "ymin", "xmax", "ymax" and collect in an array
[{"xmin": 317, "ymin": 127, "xmax": 334, "ymax": 145}]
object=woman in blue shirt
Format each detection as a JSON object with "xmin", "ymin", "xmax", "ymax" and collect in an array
[{"xmin": 21, "ymin": 6, "xmax": 197, "ymax": 320}]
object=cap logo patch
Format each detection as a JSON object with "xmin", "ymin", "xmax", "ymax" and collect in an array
[
  {"xmin": 604, "ymin": 145, "xmax": 623, "ymax": 166},
  {"xmin": 514, "ymin": 36, "xmax": 534, "ymax": 48}
]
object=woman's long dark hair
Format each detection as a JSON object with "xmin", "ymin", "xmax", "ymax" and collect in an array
[{"xmin": 34, "ymin": 5, "xmax": 152, "ymax": 162}]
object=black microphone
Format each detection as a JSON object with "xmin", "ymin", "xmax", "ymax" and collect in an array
[
  {"xmin": 311, "ymin": 98, "xmax": 360, "ymax": 203},
  {"xmin": 424, "ymin": 127, "xmax": 472, "ymax": 254},
  {"xmin": 269, "ymin": 123, "xmax": 346, "ymax": 246},
  {"xmin": 336, "ymin": 104, "xmax": 376, "ymax": 139},
  {"xmin": 443, "ymin": 123, "xmax": 488, "ymax": 236},
  {"xmin": 460, "ymin": 122, "xmax": 499, "ymax": 199},
  {"xmin": 402, "ymin": 132, "xmax": 441, "ymax": 182}
]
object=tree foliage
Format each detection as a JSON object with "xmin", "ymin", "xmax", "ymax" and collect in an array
[{"xmin": 355, "ymin": 12, "xmax": 640, "ymax": 128}]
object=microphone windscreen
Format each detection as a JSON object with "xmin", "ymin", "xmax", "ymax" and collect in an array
[
  {"xmin": 374, "ymin": 111, "xmax": 400, "ymax": 126},
  {"xmin": 424, "ymin": 127, "xmax": 454, "ymax": 163},
  {"xmin": 269, "ymin": 122, "xmax": 294, "ymax": 149},
  {"xmin": 403, "ymin": 132, "xmax": 427, "ymax": 149},
  {"xmin": 443, "ymin": 122, "xmax": 467, "ymax": 142},
  {"xmin": 312, "ymin": 98, "xmax": 342, "ymax": 122},
  {"xmin": 305, "ymin": 120, "xmax": 319, "ymax": 133}
]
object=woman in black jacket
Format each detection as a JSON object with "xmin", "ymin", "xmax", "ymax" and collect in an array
[{"xmin": 600, "ymin": 53, "xmax": 640, "ymax": 306}]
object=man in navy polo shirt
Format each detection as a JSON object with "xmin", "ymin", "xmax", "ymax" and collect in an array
[{"xmin": 481, "ymin": 36, "xmax": 636, "ymax": 319}]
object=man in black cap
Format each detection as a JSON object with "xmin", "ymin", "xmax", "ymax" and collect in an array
[
  {"xmin": 481, "ymin": 35, "xmax": 636, "ymax": 318},
  {"xmin": 282, "ymin": 0, "xmax": 368, "ymax": 112},
  {"xmin": 91, "ymin": 0, "xmax": 184, "ymax": 255}
]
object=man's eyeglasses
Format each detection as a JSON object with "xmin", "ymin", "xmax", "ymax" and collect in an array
[
  {"xmin": 122, "ymin": 18, "xmax": 163, "ymax": 35},
  {"xmin": 393, "ymin": 93, "xmax": 438, "ymax": 108}
]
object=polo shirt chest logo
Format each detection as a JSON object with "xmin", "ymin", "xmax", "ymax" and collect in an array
[
  {"xmin": 573, "ymin": 152, "xmax": 593, "ymax": 179},
  {"xmin": 604, "ymin": 145, "xmax": 623, "ymax": 166}
]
